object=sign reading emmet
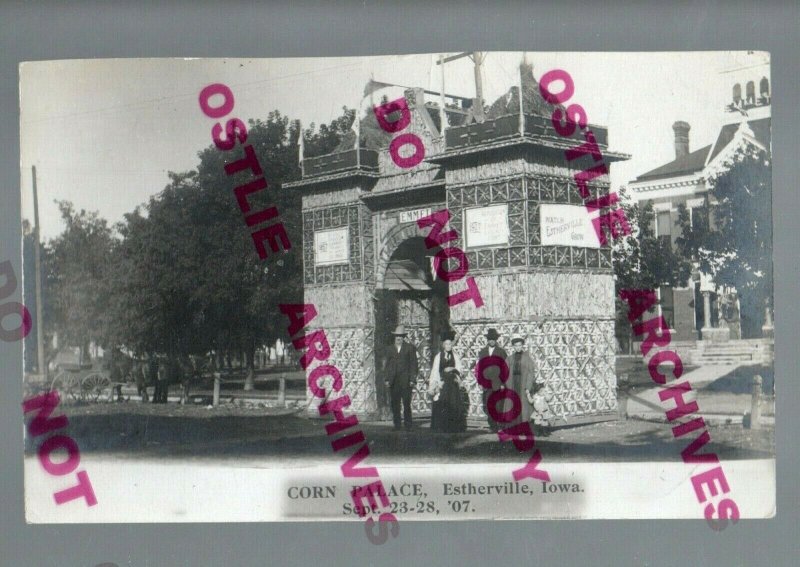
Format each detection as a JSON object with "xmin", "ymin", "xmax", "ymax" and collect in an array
[
  {"xmin": 399, "ymin": 208, "xmax": 431, "ymax": 224},
  {"xmin": 540, "ymin": 204, "xmax": 600, "ymax": 248}
]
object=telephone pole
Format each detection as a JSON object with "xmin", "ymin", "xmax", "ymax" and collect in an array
[{"xmin": 32, "ymin": 166, "xmax": 46, "ymax": 379}]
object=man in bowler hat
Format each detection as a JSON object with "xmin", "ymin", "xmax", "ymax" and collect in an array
[
  {"xmin": 384, "ymin": 325, "xmax": 419, "ymax": 430},
  {"xmin": 476, "ymin": 328, "xmax": 508, "ymax": 432}
]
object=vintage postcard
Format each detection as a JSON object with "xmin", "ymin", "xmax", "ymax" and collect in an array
[{"xmin": 15, "ymin": 52, "xmax": 774, "ymax": 534}]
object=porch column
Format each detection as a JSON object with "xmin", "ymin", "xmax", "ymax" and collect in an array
[
  {"xmin": 702, "ymin": 291, "xmax": 712, "ymax": 329},
  {"xmin": 762, "ymin": 297, "xmax": 775, "ymax": 340}
]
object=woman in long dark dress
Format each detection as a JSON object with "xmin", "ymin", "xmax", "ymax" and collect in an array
[{"xmin": 427, "ymin": 330, "xmax": 468, "ymax": 433}]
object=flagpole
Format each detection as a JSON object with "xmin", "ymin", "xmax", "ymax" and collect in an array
[
  {"xmin": 518, "ymin": 55, "xmax": 526, "ymax": 138},
  {"xmin": 368, "ymin": 73, "xmax": 375, "ymax": 111},
  {"xmin": 298, "ymin": 120, "xmax": 305, "ymax": 177},
  {"xmin": 355, "ymin": 109, "xmax": 360, "ymax": 168},
  {"xmin": 354, "ymin": 75, "xmax": 376, "ymax": 169},
  {"xmin": 439, "ymin": 54, "xmax": 446, "ymax": 141}
]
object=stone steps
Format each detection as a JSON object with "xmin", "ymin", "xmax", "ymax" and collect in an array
[
  {"xmin": 689, "ymin": 342, "xmax": 762, "ymax": 365},
  {"xmin": 691, "ymin": 358, "xmax": 754, "ymax": 365},
  {"xmin": 696, "ymin": 346, "xmax": 761, "ymax": 353},
  {"xmin": 694, "ymin": 352, "xmax": 755, "ymax": 359}
]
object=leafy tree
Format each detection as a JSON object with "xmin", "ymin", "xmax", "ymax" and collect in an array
[
  {"xmin": 613, "ymin": 198, "xmax": 693, "ymax": 290},
  {"xmin": 44, "ymin": 201, "xmax": 116, "ymax": 363},
  {"xmin": 613, "ymin": 186, "xmax": 692, "ymax": 349},
  {"xmin": 305, "ymin": 106, "xmax": 358, "ymax": 155},
  {"xmin": 110, "ymin": 107, "xmax": 354, "ymax": 388},
  {"xmin": 190, "ymin": 107, "xmax": 358, "ymax": 386},
  {"xmin": 194, "ymin": 111, "xmax": 304, "ymax": 388},
  {"xmin": 43, "ymin": 107, "xmax": 353, "ymax": 390},
  {"xmin": 111, "ymin": 172, "xmax": 214, "ymax": 359},
  {"xmin": 676, "ymin": 145, "xmax": 772, "ymax": 337}
]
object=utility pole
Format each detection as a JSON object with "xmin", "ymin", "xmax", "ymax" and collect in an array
[{"xmin": 32, "ymin": 166, "xmax": 46, "ymax": 380}]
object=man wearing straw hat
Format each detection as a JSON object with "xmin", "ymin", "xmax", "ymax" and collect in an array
[{"xmin": 383, "ymin": 325, "xmax": 419, "ymax": 431}]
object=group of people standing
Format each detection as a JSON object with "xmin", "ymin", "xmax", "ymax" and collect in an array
[{"xmin": 383, "ymin": 326, "xmax": 546, "ymax": 435}]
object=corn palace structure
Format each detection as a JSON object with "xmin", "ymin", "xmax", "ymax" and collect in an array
[{"xmin": 285, "ymin": 61, "xmax": 630, "ymax": 425}]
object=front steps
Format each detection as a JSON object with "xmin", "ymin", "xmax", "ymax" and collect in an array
[{"xmin": 689, "ymin": 339, "xmax": 771, "ymax": 366}]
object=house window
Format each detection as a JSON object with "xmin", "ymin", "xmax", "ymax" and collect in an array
[
  {"xmin": 732, "ymin": 83, "xmax": 742, "ymax": 105},
  {"xmin": 656, "ymin": 209, "xmax": 672, "ymax": 245},
  {"xmin": 746, "ymin": 81, "xmax": 756, "ymax": 105},
  {"xmin": 686, "ymin": 198, "xmax": 706, "ymax": 230},
  {"xmin": 760, "ymin": 77, "xmax": 770, "ymax": 104},
  {"xmin": 690, "ymin": 206, "xmax": 702, "ymax": 229}
]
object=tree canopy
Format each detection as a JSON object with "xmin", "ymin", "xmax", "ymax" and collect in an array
[
  {"xmin": 44, "ymin": 201, "xmax": 116, "ymax": 362},
  {"xmin": 612, "ymin": 186, "xmax": 693, "ymax": 347},
  {"xmin": 676, "ymin": 145, "xmax": 772, "ymax": 336},
  {"xmin": 37, "ymin": 107, "xmax": 354, "ymax": 376},
  {"xmin": 612, "ymin": 186, "xmax": 693, "ymax": 291}
]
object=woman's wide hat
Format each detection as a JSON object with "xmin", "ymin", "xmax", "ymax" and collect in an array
[{"xmin": 391, "ymin": 325, "xmax": 407, "ymax": 336}]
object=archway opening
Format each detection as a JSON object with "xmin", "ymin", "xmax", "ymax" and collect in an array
[{"xmin": 374, "ymin": 236, "xmax": 450, "ymax": 416}]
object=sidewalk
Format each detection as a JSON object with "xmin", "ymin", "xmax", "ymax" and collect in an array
[{"xmin": 624, "ymin": 364, "xmax": 775, "ymax": 425}]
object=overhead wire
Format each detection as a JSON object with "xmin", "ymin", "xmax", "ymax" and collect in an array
[{"xmin": 21, "ymin": 57, "xmax": 401, "ymax": 125}]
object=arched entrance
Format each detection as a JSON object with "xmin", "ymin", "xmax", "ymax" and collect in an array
[{"xmin": 374, "ymin": 234, "xmax": 450, "ymax": 417}]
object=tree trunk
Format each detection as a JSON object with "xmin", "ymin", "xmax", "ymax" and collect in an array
[{"xmin": 243, "ymin": 341, "xmax": 255, "ymax": 391}]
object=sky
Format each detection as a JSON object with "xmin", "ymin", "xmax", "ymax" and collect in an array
[{"xmin": 19, "ymin": 51, "xmax": 769, "ymax": 240}]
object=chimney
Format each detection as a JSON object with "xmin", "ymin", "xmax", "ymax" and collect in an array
[{"xmin": 672, "ymin": 121, "xmax": 690, "ymax": 159}]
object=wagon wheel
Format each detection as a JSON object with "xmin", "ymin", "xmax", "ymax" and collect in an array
[
  {"xmin": 81, "ymin": 373, "xmax": 112, "ymax": 402},
  {"xmin": 50, "ymin": 372, "xmax": 81, "ymax": 402}
]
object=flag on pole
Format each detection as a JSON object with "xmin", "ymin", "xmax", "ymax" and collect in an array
[{"xmin": 363, "ymin": 78, "xmax": 393, "ymax": 98}]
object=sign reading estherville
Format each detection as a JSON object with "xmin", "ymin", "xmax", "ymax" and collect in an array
[{"xmin": 540, "ymin": 204, "xmax": 600, "ymax": 248}]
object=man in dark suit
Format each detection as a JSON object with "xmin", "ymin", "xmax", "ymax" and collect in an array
[
  {"xmin": 476, "ymin": 328, "xmax": 508, "ymax": 432},
  {"xmin": 383, "ymin": 325, "xmax": 419, "ymax": 431}
]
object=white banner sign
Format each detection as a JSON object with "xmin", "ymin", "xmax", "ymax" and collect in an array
[
  {"xmin": 540, "ymin": 204, "xmax": 600, "ymax": 248},
  {"xmin": 465, "ymin": 204, "xmax": 509, "ymax": 248},
  {"xmin": 314, "ymin": 227, "xmax": 349, "ymax": 266}
]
